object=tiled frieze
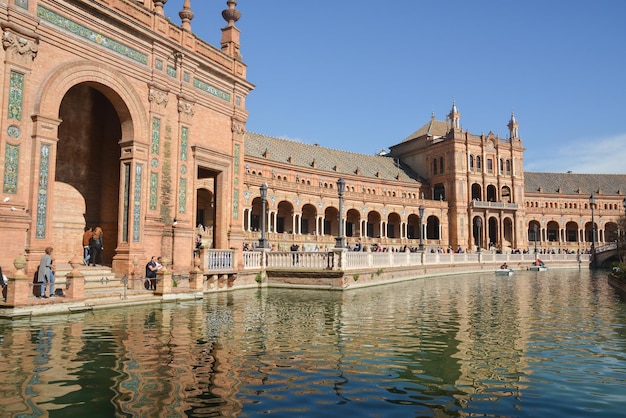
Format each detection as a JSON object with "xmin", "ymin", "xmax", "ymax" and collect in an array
[
  {"xmin": 178, "ymin": 178, "xmax": 186, "ymax": 214},
  {"xmin": 37, "ymin": 6, "xmax": 149, "ymax": 65},
  {"xmin": 151, "ymin": 117, "xmax": 161, "ymax": 154},
  {"xmin": 149, "ymin": 171, "xmax": 158, "ymax": 210},
  {"xmin": 35, "ymin": 144, "xmax": 50, "ymax": 239},
  {"xmin": 133, "ymin": 164, "xmax": 142, "ymax": 241},
  {"xmin": 166, "ymin": 65, "xmax": 176, "ymax": 78},
  {"xmin": 233, "ymin": 189, "xmax": 239, "ymax": 220},
  {"xmin": 180, "ymin": 126, "xmax": 188, "ymax": 161},
  {"xmin": 2, "ymin": 143, "xmax": 19, "ymax": 193},
  {"xmin": 122, "ymin": 163, "xmax": 130, "ymax": 242},
  {"xmin": 8, "ymin": 71, "xmax": 24, "ymax": 121},
  {"xmin": 192, "ymin": 78, "xmax": 231, "ymax": 102},
  {"xmin": 234, "ymin": 143, "xmax": 240, "ymax": 172}
]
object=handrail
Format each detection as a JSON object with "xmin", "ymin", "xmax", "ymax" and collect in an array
[{"xmin": 241, "ymin": 250, "xmax": 588, "ymax": 271}]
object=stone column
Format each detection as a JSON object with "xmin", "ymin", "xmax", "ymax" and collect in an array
[{"xmin": 332, "ymin": 248, "xmax": 346, "ymax": 270}]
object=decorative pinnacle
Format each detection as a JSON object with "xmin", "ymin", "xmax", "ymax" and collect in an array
[
  {"xmin": 179, "ymin": 0, "xmax": 195, "ymax": 31},
  {"xmin": 222, "ymin": 0, "xmax": 241, "ymax": 26},
  {"xmin": 153, "ymin": 0, "xmax": 168, "ymax": 15}
]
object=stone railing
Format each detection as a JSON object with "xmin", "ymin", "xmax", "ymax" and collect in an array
[
  {"xmin": 205, "ymin": 250, "xmax": 234, "ymax": 272},
  {"xmin": 242, "ymin": 250, "xmax": 588, "ymax": 271},
  {"xmin": 243, "ymin": 251, "xmax": 262, "ymax": 270},
  {"xmin": 471, "ymin": 200, "xmax": 519, "ymax": 210},
  {"xmin": 266, "ymin": 251, "xmax": 335, "ymax": 270}
]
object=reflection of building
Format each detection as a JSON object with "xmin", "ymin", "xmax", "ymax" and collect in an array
[
  {"xmin": 0, "ymin": 1, "xmax": 624, "ymax": 278},
  {"xmin": 243, "ymin": 107, "xmax": 626, "ymax": 254}
]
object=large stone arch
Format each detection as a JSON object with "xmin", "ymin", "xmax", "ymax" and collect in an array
[
  {"xmin": 30, "ymin": 61, "xmax": 149, "ymax": 272},
  {"xmin": 34, "ymin": 60, "xmax": 148, "ymax": 139}
]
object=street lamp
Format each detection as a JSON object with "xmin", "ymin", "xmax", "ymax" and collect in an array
[
  {"xmin": 258, "ymin": 183, "xmax": 270, "ymax": 249},
  {"xmin": 533, "ymin": 224, "xmax": 538, "ymax": 254},
  {"xmin": 418, "ymin": 205, "xmax": 425, "ymax": 251},
  {"xmin": 590, "ymin": 194, "xmax": 596, "ymax": 266},
  {"xmin": 335, "ymin": 178, "xmax": 346, "ymax": 249},
  {"xmin": 476, "ymin": 218, "xmax": 482, "ymax": 253}
]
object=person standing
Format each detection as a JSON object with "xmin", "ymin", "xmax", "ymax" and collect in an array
[
  {"xmin": 82, "ymin": 226, "xmax": 92, "ymax": 265},
  {"xmin": 145, "ymin": 256, "xmax": 159, "ymax": 290},
  {"xmin": 90, "ymin": 226, "xmax": 103, "ymax": 266},
  {"xmin": 36, "ymin": 247, "xmax": 54, "ymax": 298}
]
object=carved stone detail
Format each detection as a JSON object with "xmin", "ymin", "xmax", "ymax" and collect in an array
[
  {"xmin": 232, "ymin": 121, "xmax": 246, "ymax": 136},
  {"xmin": 177, "ymin": 98, "xmax": 195, "ymax": 117},
  {"xmin": 148, "ymin": 83, "xmax": 169, "ymax": 109},
  {"xmin": 2, "ymin": 31, "xmax": 39, "ymax": 63}
]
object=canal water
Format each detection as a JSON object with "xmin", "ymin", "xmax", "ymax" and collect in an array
[{"xmin": 1, "ymin": 268, "xmax": 625, "ymax": 417}]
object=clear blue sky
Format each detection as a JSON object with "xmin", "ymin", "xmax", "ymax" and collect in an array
[{"xmin": 164, "ymin": 1, "xmax": 626, "ymax": 174}]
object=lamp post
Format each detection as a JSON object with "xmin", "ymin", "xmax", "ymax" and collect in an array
[
  {"xmin": 533, "ymin": 224, "xmax": 538, "ymax": 255},
  {"xmin": 258, "ymin": 183, "xmax": 270, "ymax": 249},
  {"xmin": 418, "ymin": 205, "xmax": 425, "ymax": 251},
  {"xmin": 335, "ymin": 178, "xmax": 346, "ymax": 249},
  {"xmin": 476, "ymin": 218, "xmax": 482, "ymax": 253},
  {"xmin": 590, "ymin": 194, "xmax": 596, "ymax": 267}
]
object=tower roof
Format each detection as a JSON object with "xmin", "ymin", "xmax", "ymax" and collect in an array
[{"xmin": 399, "ymin": 117, "xmax": 449, "ymax": 144}]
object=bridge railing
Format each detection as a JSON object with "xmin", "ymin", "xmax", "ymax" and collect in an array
[
  {"xmin": 205, "ymin": 250, "xmax": 234, "ymax": 271},
  {"xmin": 240, "ymin": 250, "xmax": 589, "ymax": 271},
  {"xmin": 266, "ymin": 251, "xmax": 335, "ymax": 270}
]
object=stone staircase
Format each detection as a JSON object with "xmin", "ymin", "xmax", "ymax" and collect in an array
[{"xmin": 53, "ymin": 263, "xmax": 133, "ymax": 298}]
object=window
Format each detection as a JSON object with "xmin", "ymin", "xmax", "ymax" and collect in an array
[{"xmin": 487, "ymin": 158, "xmax": 493, "ymax": 173}]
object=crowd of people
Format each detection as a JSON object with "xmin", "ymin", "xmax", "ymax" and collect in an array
[{"xmin": 241, "ymin": 239, "xmax": 593, "ymax": 255}]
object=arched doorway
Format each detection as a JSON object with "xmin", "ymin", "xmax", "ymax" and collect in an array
[
  {"xmin": 324, "ymin": 206, "xmax": 339, "ymax": 236},
  {"xmin": 55, "ymin": 83, "xmax": 122, "ymax": 265},
  {"xmin": 387, "ymin": 212, "xmax": 401, "ymax": 239},
  {"xmin": 301, "ymin": 203, "xmax": 317, "ymax": 235},
  {"xmin": 346, "ymin": 208, "xmax": 360, "ymax": 237}
]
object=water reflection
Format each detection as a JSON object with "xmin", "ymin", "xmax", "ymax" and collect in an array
[{"xmin": 0, "ymin": 270, "xmax": 625, "ymax": 417}]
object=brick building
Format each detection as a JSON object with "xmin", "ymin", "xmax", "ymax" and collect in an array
[
  {"xmin": 0, "ymin": 1, "xmax": 624, "ymax": 278},
  {"xmin": 0, "ymin": 0, "xmax": 252, "ymax": 275}
]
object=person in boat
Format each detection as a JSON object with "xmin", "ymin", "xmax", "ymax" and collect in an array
[
  {"xmin": 533, "ymin": 259, "xmax": 545, "ymax": 267},
  {"xmin": 500, "ymin": 263, "xmax": 509, "ymax": 270}
]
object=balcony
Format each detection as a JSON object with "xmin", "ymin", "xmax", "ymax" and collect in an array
[{"xmin": 471, "ymin": 200, "xmax": 518, "ymax": 210}]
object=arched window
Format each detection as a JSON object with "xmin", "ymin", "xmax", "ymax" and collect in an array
[
  {"xmin": 439, "ymin": 157, "xmax": 444, "ymax": 174},
  {"xmin": 476, "ymin": 156, "xmax": 482, "ymax": 170},
  {"xmin": 469, "ymin": 155, "xmax": 474, "ymax": 171},
  {"xmin": 433, "ymin": 158, "xmax": 438, "ymax": 175}
]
